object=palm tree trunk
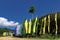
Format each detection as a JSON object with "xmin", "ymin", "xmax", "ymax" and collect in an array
[{"xmin": 32, "ymin": 14, "xmax": 33, "ymax": 19}]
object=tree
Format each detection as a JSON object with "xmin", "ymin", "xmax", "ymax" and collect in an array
[{"xmin": 29, "ymin": 6, "xmax": 35, "ymax": 19}]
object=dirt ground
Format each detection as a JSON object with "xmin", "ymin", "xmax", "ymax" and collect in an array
[
  {"xmin": 0, "ymin": 37, "xmax": 46, "ymax": 40},
  {"xmin": 0, "ymin": 36, "xmax": 59, "ymax": 40}
]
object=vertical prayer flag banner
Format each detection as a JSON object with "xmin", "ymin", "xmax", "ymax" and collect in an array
[
  {"xmin": 14, "ymin": 26, "xmax": 17, "ymax": 35},
  {"xmin": 55, "ymin": 13, "xmax": 58, "ymax": 35},
  {"xmin": 29, "ymin": 19, "xmax": 32, "ymax": 34},
  {"xmin": 33, "ymin": 17, "xmax": 37, "ymax": 33},
  {"xmin": 3, "ymin": 32, "xmax": 6, "ymax": 36},
  {"xmin": 48, "ymin": 15, "xmax": 50, "ymax": 33},
  {"xmin": 39, "ymin": 19, "xmax": 43, "ymax": 34},
  {"xmin": 16, "ymin": 25, "xmax": 20, "ymax": 36},
  {"xmin": 43, "ymin": 17, "xmax": 46, "ymax": 34},
  {"xmin": 24, "ymin": 19, "xmax": 29, "ymax": 34}
]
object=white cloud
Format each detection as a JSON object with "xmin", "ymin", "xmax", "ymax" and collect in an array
[{"xmin": 0, "ymin": 17, "xmax": 19, "ymax": 27}]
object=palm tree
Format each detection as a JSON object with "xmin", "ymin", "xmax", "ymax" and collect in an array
[{"xmin": 29, "ymin": 6, "xmax": 35, "ymax": 19}]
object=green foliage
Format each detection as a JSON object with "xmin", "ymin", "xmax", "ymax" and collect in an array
[
  {"xmin": 29, "ymin": 6, "xmax": 35, "ymax": 13},
  {"xmin": 0, "ymin": 28, "xmax": 13, "ymax": 36}
]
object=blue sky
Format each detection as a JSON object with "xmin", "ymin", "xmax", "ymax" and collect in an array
[{"xmin": 0, "ymin": 0, "xmax": 60, "ymax": 27}]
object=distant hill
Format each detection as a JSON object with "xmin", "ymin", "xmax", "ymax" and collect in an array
[
  {"xmin": 0, "ymin": 26, "xmax": 15, "ymax": 30},
  {"xmin": 0, "ymin": 28, "xmax": 13, "ymax": 36},
  {"xmin": 0, "ymin": 28, "xmax": 13, "ymax": 32}
]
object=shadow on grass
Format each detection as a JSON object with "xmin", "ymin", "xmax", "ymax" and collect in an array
[{"xmin": 13, "ymin": 34, "xmax": 60, "ymax": 39}]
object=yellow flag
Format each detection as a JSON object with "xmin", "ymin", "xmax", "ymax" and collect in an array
[
  {"xmin": 33, "ymin": 17, "xmax": 37, "ymax": 33},
  {"xmin": 48, "ymin": 15, "xmax": 50, "ymax": 33},
  {"xmin": 43, "ymin": 17, "xmax": 46, "ymax": 34},
  {"xmin": 3, "ymin": 32, "xmax": 6, "ymax": 36},
  {"xmin": 55, "ymin": 13, "xmax": 58, "ymax": 34},
  {"xmin": 39, "ymin": 19, "xmax": 43, "ymax": 34},
  {"xmin": 25, "ymin": 19, "xmax": 29, "ymax": 34},
  {"xmin": 29, "ymin": 19, "xmax": 32, "ymax": 34}
]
